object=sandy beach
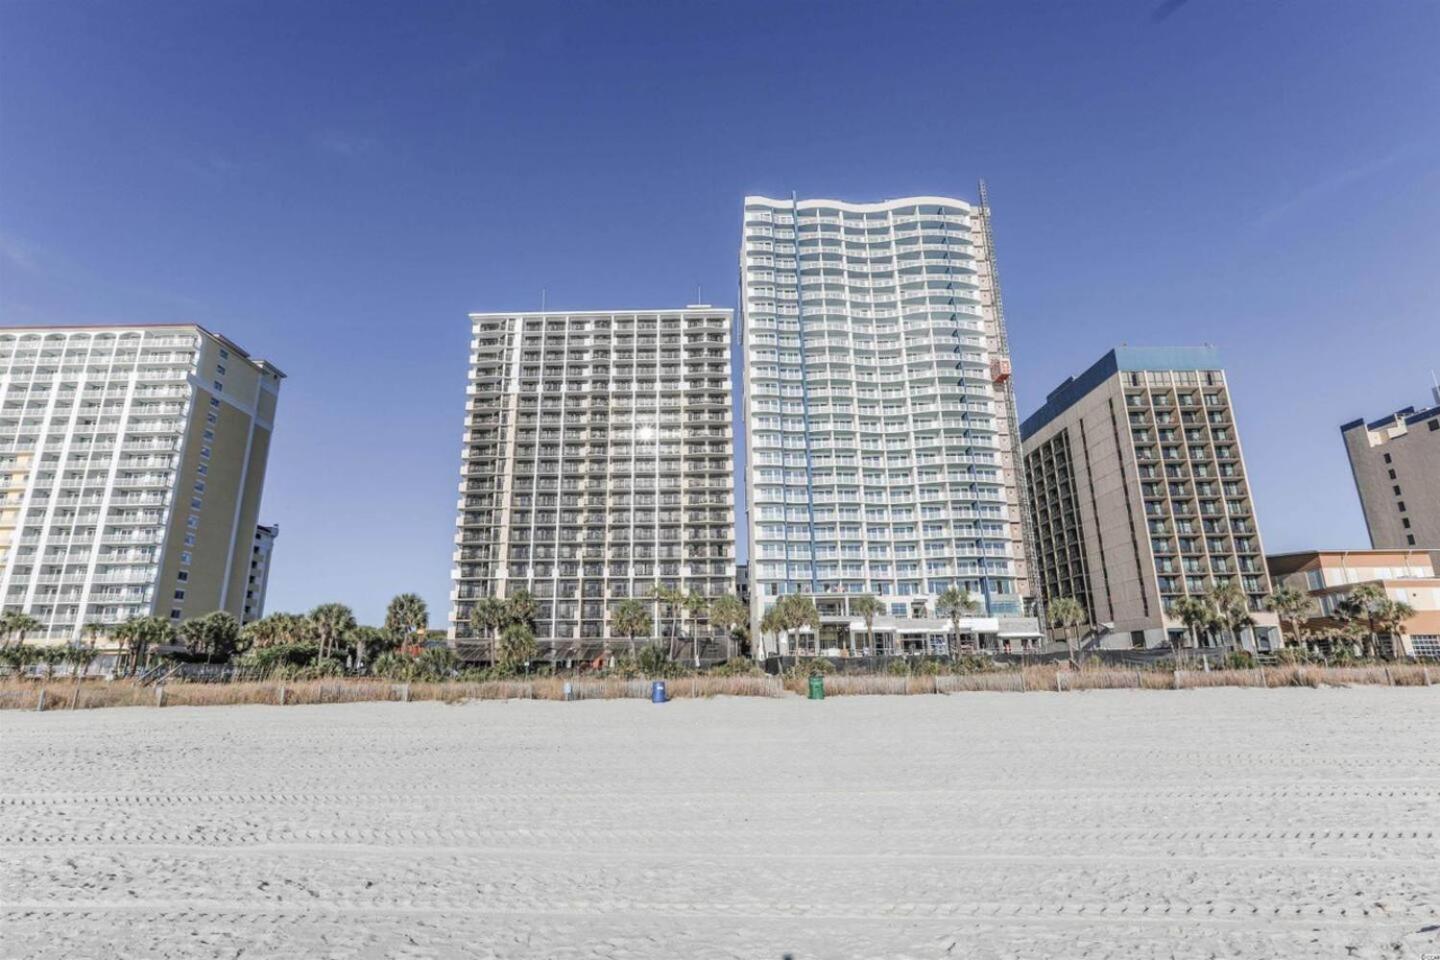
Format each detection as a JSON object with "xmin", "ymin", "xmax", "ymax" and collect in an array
[{"xmin": 2, "ymin": 687, "xmax": 1438, "ymax": 959}]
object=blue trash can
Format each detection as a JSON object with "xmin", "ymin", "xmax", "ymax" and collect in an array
[{"xmin": 650, "ymin": 680, "xmax": 667, "ymax": 703}]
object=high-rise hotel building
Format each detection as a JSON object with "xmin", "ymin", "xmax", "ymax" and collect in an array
[
  {"xmin": 1341, "ymin": 382, "xmax": 1440, "ymax": 554},
  {"xmin": 1020, "ymin": 347, "xmax": 1280, "ymax": 650},
  {"xmin": 449, "ymin": 309, "xmax": 737, "ymax": 660},
  {"xmin": 739, "ymin": 195, "xmax": 1041, "ymax": 656},
  {"xmin": 0, "ymin": 324, "xmax": 283, "ymax": 642}
]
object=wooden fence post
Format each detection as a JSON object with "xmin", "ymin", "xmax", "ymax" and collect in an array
[
  {"xmin": 1173, "ymin": 669, "xmax": 1182, "ymax": 690},
  {"xmin": 402, "ymin": 683, "xmax": 410, "ymax": 702},
  {"xmin": 278, "ymin": 684, "xmax": 287, "ymax": 706},
  {"xmin": 35, "ymin": 689, "xmax": 45, "ymax": 712},
  {"xmin": 155, "ymin": 685, "xmax": 165, "ymax": 708},
  {"xmin": 1135, "ymin": 669, "xmax": 1143, "ymax": 690},
  {"xmin": 1258, "ymin": 667, "xmax": 1267, "ymax": 688},
  {"xmin": 1056, "ymin": 671, "xmax": 1064, "ymax": 693}
]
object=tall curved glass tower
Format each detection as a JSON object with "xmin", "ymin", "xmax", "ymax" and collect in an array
[{"xmin": 740, "ymin": 195, "xmax": 1039, "ymax": 657}]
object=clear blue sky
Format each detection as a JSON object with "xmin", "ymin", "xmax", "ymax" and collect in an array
[{"xmin": 3, "ymin": 1, "xmax": 1437, "ymax": 626}]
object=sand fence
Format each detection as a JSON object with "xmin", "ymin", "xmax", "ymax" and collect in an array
[{"xmin": 1, "ymin": 662, "xmax": 1433, "ymax": 711}]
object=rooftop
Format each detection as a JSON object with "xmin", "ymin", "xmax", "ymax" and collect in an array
[
  {"xmin": 1339, "ymin": 383, "xmax": 1440, "ymax": 433},
  {"xmin": 0, "ymin": 322, "xmax": 285, "ymax": 379},
  {"xmin": 1020, "ymin": 346, "xmax": 1221, "ymax": 441}
]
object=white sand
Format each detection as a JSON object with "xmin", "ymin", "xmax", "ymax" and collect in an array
[{"xmin": 2, "ymin": 687, "xmax": 1438, "ymax": 959}]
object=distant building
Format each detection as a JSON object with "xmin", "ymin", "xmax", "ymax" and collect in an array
[
  {"xmin": 735, "ymin": 562, "xmax": 749, "ymax": 607},
  {"xmin": 1021, "ymin": 347, "xmax": 1280, "ymax": 651},
  {"xmin": 242, "ymin": 523, "xmax": 278, "ymax": 623},
  {"xmin": 1267, "ymin": 549, "xmax": 1440, "ymax": 660},
  {"xmin": 0, "ymin": 324, "xmax": 283, "ymax": 643},
  {"xmin": 449, "ymin": 308, "xmax": 737, "ymax": 662},
  {"xmin": 1341, "ymin": 382, "xmax": 1440, "ymax": 554}
]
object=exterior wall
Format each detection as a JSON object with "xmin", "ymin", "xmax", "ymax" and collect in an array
[
  {"xmin": 1023, "ymin": 350, "xmax": 1280, "ymax": 650},
  {"xmin": 1342, "ymin": 394, "xmax": 1440, "ymax": 552},
  {"xmin": 0, "ymin": 324, "xmax": 282, "ymax": 642},
  {"xmin": 739, "ymin": 195, "xmax": 1038, "ymax": 655},
  {"xmin": 242, "ymin": 524, "xmax": 277, "ymax": 622},
  {"xmin": 449, "ymin": 309, "xmax": 737, "ymax": 660}
]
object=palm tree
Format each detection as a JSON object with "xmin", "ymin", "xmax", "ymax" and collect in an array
[
  {"xmin": 385, "ymin": 593, "xmax": 429, "ymax": 656},
  {"xmin": 1047, "ymin": 596, "xmax": 1087, "ymax": 664},
  {"xmin": 935, "ymin": 587, "xmax": 980, "ymax": 657},
  {"xmin": 37, "ymin": 644, "xmax": 65, "ymax": 679},
  {"xmin": 611, "ymin": 598, "xmax": 651, "ymax": 660},
  {"xmin": 759, "ymin": 604, "xmax": 785, "ymax": 658},
  {"xmin": 1341, "ymin": 583, "xmax": 1395, "ymax": 659},
  {"xmin": 1205, "ymin": 581, "xmax": 1252, "ymax": 653},
  {"xmin": 1372, "ymin": 598, "xmax": 1415, "ymax": 660},
  {"xmin": 498, "ymin": 622, "xmax": 539, "ymax": 672},
  {"xmin": 115, "ymin": 616, "xmax": 177, "ymax": 676},
  {"xmin": 850, "ymin": 594, "xmax": 884, "ymax": 657},
  {"xmin": 1265, "ymin": 586, "xmax": 1314, "ymax": 649},
  {"xmin": 706, "ymin": 595, "xmax": 748, "ymax": 661},
  {"xmin": 681, "ymin": 590, "xmax": 709, "ymax": 667},
  {"xmin": 505, "ymin": 590, "xmax": 537, "ymax": 628},
  {"xmin": 468, "ymin": 596, "xmax": 507, "ymax": 664},
  {"xmin": 64, "ymin": 642, "xmax": 95, "ymax": 684},
  {"xmin": 1, "ymin": 612, "xmax": 43, "ymax": 649},
  {"xmin": 309, "ymin": 603, "xmax": 357, "ymax": 662},
  {"xmin": 1171, "ymin": 595, "xmax": 1215, "ymax": 658},
  {"xmin": 779, "ymin": 595, "xmax": 820, "ymax": 657},
  {"xmin": 650, "ymin": 585, "xmax": 684, "ymax": 660},
  {"xmin": 179, "ymin": 611, "xmax": 242, "ymax": 663},
  {"xmin": 345, "ymin": 625, "xmax": 388, "ymax": 672}
]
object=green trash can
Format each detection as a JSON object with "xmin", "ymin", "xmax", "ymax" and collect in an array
[{"xmin": 807, "ymin": 674, "xmax": 825, "ymax": 700}]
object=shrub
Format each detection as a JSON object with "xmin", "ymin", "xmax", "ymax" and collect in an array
[
  {"xmin": 710, "ymin": 657, "xmax": 762, "ymax": 677},
  {"xmin": 1225, "ymin": 651, "xmax": 1256, "ymax": 670}
]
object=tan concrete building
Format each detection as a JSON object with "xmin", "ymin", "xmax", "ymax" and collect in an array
[
  {"xmin": 1021, "ymin": 347, "xmax": 1280, "ymax": 651},
  {"xmin": 1267, "ymin": 549, "xmax": 1440, "ymax": 660},
  {"xmin": 1341, "ymin": 382, "xmax": 1440, "ymax": 553},
  {"xmin": 0, "ymin": 324, "xmax": 283, "ymax": 642},
  {"xmin": 449, "ymin": 308, "xmax": 736, "ymax": 662},
  {"xmin": 242, "ymin": 522, "xmax": 279, "ymax": 623}
]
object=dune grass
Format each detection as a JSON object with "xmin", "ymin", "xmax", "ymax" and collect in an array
[{"xmin": 1, "ymin": 663, "xmax": 1431, "ymax": 711}]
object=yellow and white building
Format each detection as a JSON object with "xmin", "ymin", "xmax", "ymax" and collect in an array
[{"xmin": 0, "ymin": 324, "xmax": 283, "ymax": 643}]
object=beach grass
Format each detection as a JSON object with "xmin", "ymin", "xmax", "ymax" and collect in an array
[{"xmin": 1, "ymin": 662, "xmax": 1431, "ymax": 711}]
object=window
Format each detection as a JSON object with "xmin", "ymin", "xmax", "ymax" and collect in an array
[
  {"xmin": 173, "ymin": 590, "xmax": 186, "ymax": 600},
  {"xmin": 1399, "ymin": 501, "xmax": 1407, "ymax": 512},
  {"xmin": 219, "ymin": 347, "xmax": 230, "ymax": 360},
  {"xmin": 1383, "ymin": 453, "xmax": 1392, "ymax": 463},
  {"xmin": 1388, "ymin": 469, "xmax": 1397, "ymax": 480},
  {"xmin": 186, "ymin": 514, "xmax": 199, "ymax": 529},
  {"xmin": 184, "ymin": 534, "xmax": 195, "ymax": 547},
  {"xmin": 190, "ymin": 498, "xmax": 202, "ymax": 510},
  {"xmin": 177, "ymin": 571, "xmax": 188, "ymax": 582},
  {"xmin": 169, "ymin": 609, "xmax": 182, "ymax": 620},
  {"xmin": 216, "ymin": 363, "xmax": 226, "ymax": 375},
  {"xmin": 180, "ymin": 551, "xmax": 192, "ymax": 565},
  {"xmin": 203, "ymin": 429, "xmax": 215, "ymax": 440},
  {"xmin": 1407, "ymin": 534, "xmax": 1416, "ymax": 545},
  {"xmin": 1393, "ymin": 485, "xmax": 1402, "ymax": 495},
  {"xmin": 210, "ymin": 397, "xmax": 220, "ymax": 408},
  {"xmin": 1403, "ymin": 518, "xmax": 1411, "ymax": 529},
  {"xmin": 197, "ymin": 465, "xmax": 207, "ymax": 476},
  {"xmin": 1431, "ymin": 420, "xmax": 1439, "ymax": 431}
]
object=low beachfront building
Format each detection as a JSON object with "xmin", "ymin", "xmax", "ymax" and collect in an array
[{"xmin": 1266, "ymin": 549, "xmax": 1440, "ymax": 660}]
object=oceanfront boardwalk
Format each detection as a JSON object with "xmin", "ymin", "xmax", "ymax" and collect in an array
[{"xmin": 3, "ymin": 689, "xmax": 1438, "ymax": 959}]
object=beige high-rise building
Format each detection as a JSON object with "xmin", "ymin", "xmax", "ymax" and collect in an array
[
  {"xmin": 1341, "ymin": 382, "xmax": 1440, "ymax": 553},
  {"xmin": 1021, "ymin": 347, "xmax": 1281, "ymax": 651},
  {"xmin": 449, "ymin": 308, "xmax": 737, "ymax": 662},
  {"xmin": 0, "ymin": 324, "xmax": 284, "ymax": 643}
]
